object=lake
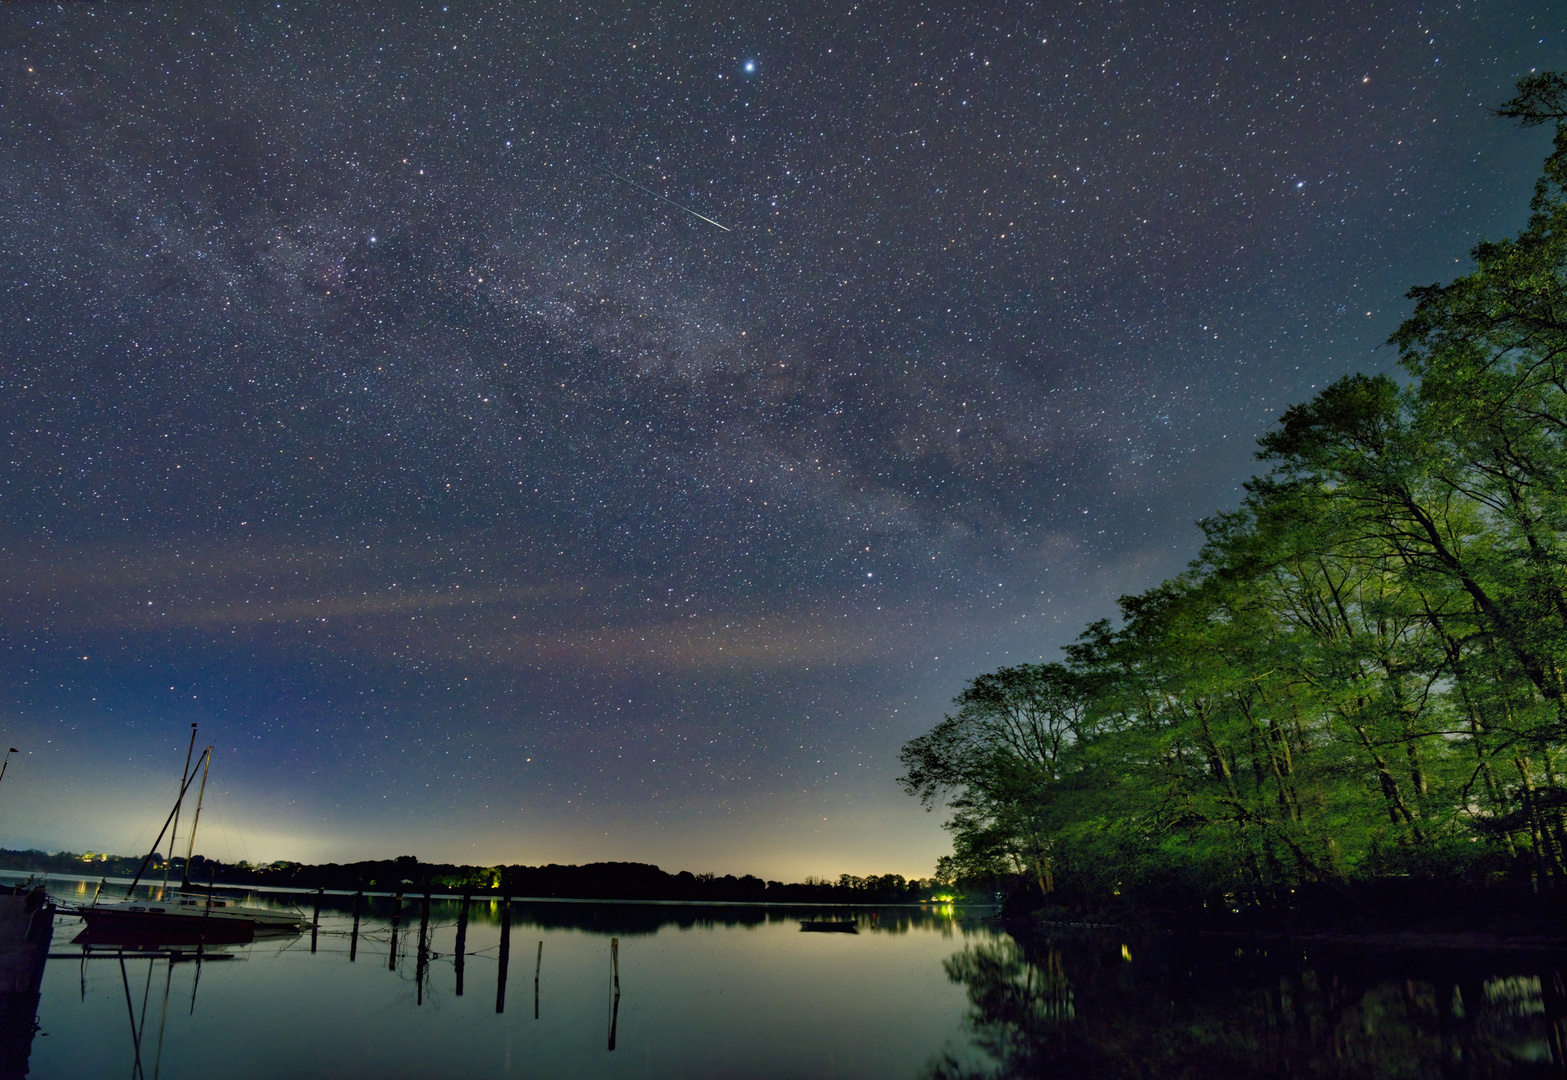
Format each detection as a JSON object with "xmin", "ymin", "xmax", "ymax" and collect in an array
[{"xmin": 12, "ymin": 874, "xmax": 1567, "ymax": 1078}]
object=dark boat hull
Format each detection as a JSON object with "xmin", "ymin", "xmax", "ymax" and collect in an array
[
  {"xmin": 76, "ymin": 911, "xmax": 254, "ymax": 946},
  {"xmin": 799, "ymin": 921, "xmax": 858, "ymax": 933}
]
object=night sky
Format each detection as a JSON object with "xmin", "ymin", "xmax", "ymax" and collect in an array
[{"xmin": 2, "ymin": 1, "xmax": 1561, "ymax": 880}]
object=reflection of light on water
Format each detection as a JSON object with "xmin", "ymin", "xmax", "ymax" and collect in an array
[
  {"xmin": 1485, "ymin": 975, "xmax": 1545, "ymax": 1014},
  {"xmin": 37, "ymin": 898, "xmax": 995, "ymax": 1080}
]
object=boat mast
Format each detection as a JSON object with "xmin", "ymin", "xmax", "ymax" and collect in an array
[
  {"xmin": 161, "ymin": 724, "xmax": 199, "ymax": 894},
  {"xmin": 120, "ymin": 750, "xmax": 209, "ymax": 899},
  {"xmin": 180, "ymin": 747, "xmax": 212, "ymax": 889}
]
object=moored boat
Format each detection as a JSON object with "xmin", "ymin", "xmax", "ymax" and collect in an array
[
  {"xmin": 78, "ymin": 725, "xmax": 310, "ymax": 937},
  {"xmin": 79, "ymin": 893, "xmax": 307, "ymax": 935}
]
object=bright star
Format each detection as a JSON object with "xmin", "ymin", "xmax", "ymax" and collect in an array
[{"xmin": 744, "ymin": 60, "xmax": 756, "ymax": 73}]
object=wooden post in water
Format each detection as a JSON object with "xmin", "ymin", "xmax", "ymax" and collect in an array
[
  {"xmin": 415, "ymin": 889, "xmax": 431, "ymax": 1006},
  {"xmin": 349, "ymin": 889, "xmax": 363, "ymax": 962},
  {"xmin": 533, "ymin": 940, "xmax": 542, "ymax": 1019},
  {"xmin": 607, "ymin": 937, "xmax": 620, "ymax": 1051},
  {"xmin": 454, "ymin": 891, "xmax": 470, "ymax": 996},
  {"xmin": 495, "ymin": 896, "xmax": 511, "ymax": 1014},
  {"xmin": 310, "ymin": 887, "xmax": 323, "ymax": 953},
  {"xmin": 388, "ymin": 891, "xmax": 403, "ymax": 972}
]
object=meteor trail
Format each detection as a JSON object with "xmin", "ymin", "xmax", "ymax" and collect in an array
[{"xmin": 591, "ymin": 163, "xmax": 732, "ymax": 232}]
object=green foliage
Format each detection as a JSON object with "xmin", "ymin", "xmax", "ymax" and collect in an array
[{"xmin": 902, "ymin": 72, "xmax": 1567, "ymax": 909}]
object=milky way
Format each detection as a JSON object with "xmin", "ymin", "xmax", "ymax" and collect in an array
[{"xmin": 1, "ymin": 1, "xmax": 1560, "ymax": 877}]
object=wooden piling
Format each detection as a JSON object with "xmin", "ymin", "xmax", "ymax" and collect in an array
[
  {"xmin": 607, "ymin": 937, "xmax": 620, "ymax": 1052},
  {"xmin": 495, "ymin": 896, "xmax": 511, "ymax": 1014},
  {"xmin": 533, "ymin": 940, "xmax": 542, "ymax": 1019},
  {"xmin": 349, "ymin": 889, "xmax": 362, "ymax": 962},
  {"xmin": 310, "ymin": 887, "xmax": 323, "ymax": 954},
  {"xmin": 415, "ymin": 890, "xmax": 431, "ymax": 1006},
  {"xmin": 454, "ymin": 891, "xmax": 470, "ymax": 996},
  {"xmin": 388, "ymin": 892, "xmax": 403, "ymax": 972}
]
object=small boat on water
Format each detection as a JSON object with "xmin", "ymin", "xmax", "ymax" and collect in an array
[
  {"xmin": 799, "ymin": 920, "xmax": 857, "ymax": 933},
  {"xmin": 73, "ymin": 910, "xmax": 255, "ymax": 948},
  {"xmin": 79, "ymin": 893, "xmax": 307, "ymax": 936},
  {"xmin": 77, "ymin": 725, "xmax": 310, "ymax": 937}
]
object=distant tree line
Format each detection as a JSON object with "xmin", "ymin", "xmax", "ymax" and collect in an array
[
  {"xmin": 0, "ymin": 849, "xmax": 148, "ymax": 879},
  {"xmin": 0, "ymin": 848, "xmax": 949, "ymax": 904},
  {"xmin": 900, "ymin": 74, "xmax": 1567, "ymax": 917}
]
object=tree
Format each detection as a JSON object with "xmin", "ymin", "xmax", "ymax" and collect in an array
[
  {"xmin": 901, "ymin": 72, "xmax": 1567, "ymax": 905},
  {"xmin": 900, "ymin": 663, "xmax": 1094, "ymax": 895}
]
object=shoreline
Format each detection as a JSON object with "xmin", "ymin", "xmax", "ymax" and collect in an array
[{"xmin": 4, "ymin": 870, "xmax": 999, "ymax": 910}]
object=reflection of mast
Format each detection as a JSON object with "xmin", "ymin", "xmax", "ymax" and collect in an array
[
  {"xmin": 118, "ymin": 958, "xmax": 146, "ymax": 1080},
  {"xmin": 151, "ymin": 958, "xmax": 172, "ymax": 1080},
  {"xmin": 135, "ymin": 956, "xmax": 154, "ymax": 1073},
  {"xmin": 191, "ymin": 860, "xmax": 217, "ymax": 1014}
]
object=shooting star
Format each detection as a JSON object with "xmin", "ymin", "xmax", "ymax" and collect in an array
[{"xmin": 591, "ymin": 163, "xmax": 732, "ymax": 232}]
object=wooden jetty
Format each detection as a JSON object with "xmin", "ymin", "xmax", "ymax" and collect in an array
[{"xmin": 0, "ymin": 886, "xmax": 55, "ymax": 1080}]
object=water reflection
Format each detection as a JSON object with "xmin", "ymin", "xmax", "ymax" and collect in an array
[
  {"xmin": 19, "ymin": 874, "xmax": 993, "ymax": 1079},
  {"xmin": 933, "ymin": 930, "xmax": 1567, "ymax": 1078}
]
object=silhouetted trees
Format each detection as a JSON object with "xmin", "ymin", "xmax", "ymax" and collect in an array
[{"xmin": 0, "ymin": 848, "xmax": 943, "ymax": 903}]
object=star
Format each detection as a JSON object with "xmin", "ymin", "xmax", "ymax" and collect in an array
[{"xmin": 0, "ymin": 0, "xmax": 1554, "ymax": 881}]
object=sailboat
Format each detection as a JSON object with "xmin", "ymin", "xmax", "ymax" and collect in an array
[{"xmin": 78, "ymin": 726, "xmax": 311, "ymax": 936}]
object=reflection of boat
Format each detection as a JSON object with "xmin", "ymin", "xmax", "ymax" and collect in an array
[
  {"xmin": 71, "ymin": 917, "xmax": 252, "ymax": 949},
  {"xmin": 800, "ymin": 920, "xmax": 857, "ymax": 933},
  {"xmin": 79, "ymin": 726, "xmax": 310, "ymax": 937}
]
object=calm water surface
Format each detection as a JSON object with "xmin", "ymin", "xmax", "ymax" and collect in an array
[
  {"xmin": 14, "ymin": 875, "xmax": 1567, "ymax": 1078},
  {"xmin": 23, "ymin": 876, "xmax": 996, "ymax": 1079}
]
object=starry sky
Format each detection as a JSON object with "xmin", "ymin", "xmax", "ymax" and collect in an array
[{"xmin": 1, "ymin": 1, "xmax": 1561, "ymax": 880}]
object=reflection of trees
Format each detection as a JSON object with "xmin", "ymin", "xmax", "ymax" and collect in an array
[
  {"xmin": 930, "ymin": 940, "xmax": 1073, "ymax": 1079},
  {"xmin": 930, "ymin": 933, "xmax": 1567, "ymax": 1079},
  {"xmin": 315, "ymin": 895, "xmax": 968, "ymax": 937}
]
